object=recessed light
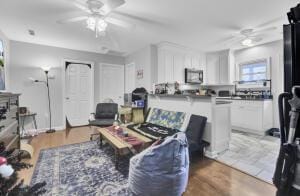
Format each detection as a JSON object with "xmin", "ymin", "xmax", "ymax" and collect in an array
[{"xmin": 28, "ymin": 29, "xmax": 35, "ymax": 36}]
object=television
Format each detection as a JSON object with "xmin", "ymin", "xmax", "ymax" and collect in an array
[{"xmin": 0, "ymin": 39, "xmax": 5, "ymax": 90}]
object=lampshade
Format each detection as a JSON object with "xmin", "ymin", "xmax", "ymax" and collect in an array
[{"xmin": 41, "ymin": 66, "xmax": 51, "ymax": 72}]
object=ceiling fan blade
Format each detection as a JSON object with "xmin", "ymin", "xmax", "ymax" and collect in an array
[
  {"xmin": 252, "ymin": 26, "xmax": 277, "ymax": 35},
  {"xmin": 222, "ymin": 36, "xmax": 245, "ymax": 47},
  {"xmin": 57, "ymin": 16, "xmax": 88, "ymax": 24},
  {"xmin": 74, "ymin": 1, "xmax": 91, "ymax": 14},
  {"xmin": 112, "ymin": 11, "xmax": 167, "ymax": 27},
  {"xmin": 99, "ymin": 0, "xmax": 125, "ymax": 15},
  {"xmin": 255, "ymin": 16, "xmax": 285, "ymax": 28},
  {"xmin": 250, "ymin": 37, "xmax": 263, "ymax": 42},
  {"xmin": 105, "ymin": 17, "xmax": 135, "ymax": 29}
]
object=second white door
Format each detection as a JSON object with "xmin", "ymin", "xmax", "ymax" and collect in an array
[
  {"xmin": 101, "ymin": 64, "xmax": 125, "ymax": 106},
  {"xmin": 125, "ymin": 63, "xmax": 135, "ymax": 93}
]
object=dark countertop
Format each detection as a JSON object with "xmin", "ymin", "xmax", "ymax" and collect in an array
[
  {"xmin": 216, "ymin": 97, "xmax": 273, "ymax": 101},
  {"xmin": 149, "ymin": 94, "xmax": 232, "ymax": 105},
  {"xmin": 149, "ymin": 94, "xmax": 212, "ymax": 99}
]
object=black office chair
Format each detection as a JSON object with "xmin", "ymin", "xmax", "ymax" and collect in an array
[
  {"xmin": 185, "ymin": 114, "xmax": 209, "ymax": 158},
  {"xmin": 89, "ymin": 103, "xmax": 118, "ymax": 141}
]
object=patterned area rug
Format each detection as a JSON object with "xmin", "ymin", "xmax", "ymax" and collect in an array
[{"xmin": 31, "ymin": 141, "xmax": 131, "ymax": 195}]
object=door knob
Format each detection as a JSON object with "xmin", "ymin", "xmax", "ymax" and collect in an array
[{"xmin": 66, "ymin": 97, "xmax": 70, "ymax": 100}]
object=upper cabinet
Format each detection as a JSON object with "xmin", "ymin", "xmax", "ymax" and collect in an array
[
  {"xmin": 205, "ymin": 49, "xmax": 234, "ymax": 85},
  {"xmin": 157, "ymin": 42, "xmax": 205, "ymax": 84}
]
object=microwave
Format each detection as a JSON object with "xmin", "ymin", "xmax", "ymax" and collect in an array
[{"xmin": 185, "ymin": 68, "xmax": 203, "ymax": 84}]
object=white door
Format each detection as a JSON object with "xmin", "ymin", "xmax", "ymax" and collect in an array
[
  {"xmin": 125, "ymin": 63, "xmax": 135, "ymax": 93},
  {"xmin": 66, "ymin": 63, "xmax": 93, "ymax": 126},
  {"xmin": 101, "ymin": 64, "xmax": 124, "ymax": 105}
]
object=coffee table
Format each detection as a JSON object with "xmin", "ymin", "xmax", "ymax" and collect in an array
[{"xmin": 98, "ymin": 126, "xmax": 152, "ymax": 169}]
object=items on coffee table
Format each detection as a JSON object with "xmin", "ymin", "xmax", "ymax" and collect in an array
[{"xmin": 98, "ymin": 126, "xmax": 152, "ymax": 169}]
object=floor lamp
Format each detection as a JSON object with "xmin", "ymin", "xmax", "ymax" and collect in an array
[{"xmin": 30, "ymin": 66, "xmax": 55, "ymax": 133}]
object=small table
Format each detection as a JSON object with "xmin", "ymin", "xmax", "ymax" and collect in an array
[
  {"xmin": 19, "ymin": 113, "xmax": 37, "ymax": 158},
  {"xmin": 98, "ymin": 126, "xmax": 152, "ymax": 169},
  {"xmin": 19, "ymin": 113, "xmax": 38, "ymax": 137}
]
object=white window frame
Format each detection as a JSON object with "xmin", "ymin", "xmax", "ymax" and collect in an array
[{"xmin": 238, "ymin": 58, "xmax": 271, "ymax": 82}]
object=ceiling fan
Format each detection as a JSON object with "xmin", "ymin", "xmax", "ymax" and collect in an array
[
  {"xmin": 223, "ymin": 26, "xmax": 278, "ymax": 47},
  {"xmin": 58, "ymin": 0, "xmax": 134, "ymax": 38}
]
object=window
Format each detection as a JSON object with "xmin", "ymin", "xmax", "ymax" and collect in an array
[{"xmin": 239, "ymin": 59, "xmax": 268, "ymax": 82}]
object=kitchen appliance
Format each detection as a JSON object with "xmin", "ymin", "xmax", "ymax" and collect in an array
[
  {"xmin": 273, "ymin": 4, "xmax": 300, "ymax": 196},
  {"xmin": 218, "ymin": 90, "xmax": 231, "ymax": 97},
  {"xmin": 185, "ymin": 68, "xmax": 203, "ymax": 84},
  {"xmin": 284, "ymin": 4, "xmax": 300, "ymax": 140},
  {"xmin": 284, "ymin": 17, "xmax": 300, "ymax": 93},
  {"xmin": 132, "ymin": 87, "xmax": 148, "ymax": 113}
]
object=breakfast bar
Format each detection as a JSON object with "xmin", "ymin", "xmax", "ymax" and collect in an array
[{"xmin": 148, "ymin": 94, "xmax": 232, "ymax": 158}]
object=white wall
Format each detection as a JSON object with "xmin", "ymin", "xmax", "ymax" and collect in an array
[
  {"xmin": 234, "ymin": 40, "xmax": 284, "ymax": 128},
  {"xmin": 9, "ymin": 41, "xmax": 125, "ymax": 130},
  {"xmin": 125, "ymin": 45, "xmax": 157, "ymax": 92},
  {"xmin": 0, "ymin": 29, "xmax": 10, "ymax": 90}
]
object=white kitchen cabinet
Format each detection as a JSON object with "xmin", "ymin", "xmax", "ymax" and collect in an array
[
  {"xmin": 164, "ymin": 51, "xmax": 174, "ymax": 82},
  {"xmin": 192, "ymin": 55, "xmax": 200, "ymax": 69},
  {"xmin": 157, "ymin": 42, "xmax": 205, "ymax": 84},
  {"xmin": 219, "ymin": 53, "xmax": 229, "ymax": 84},
  {"xmin": 206, "ymin": 49, "xmax": 231, "ymax": 85},
  {"xmin": 173, "ymin": 53, "xmax": 185, "ymax": 83},
  {"xmin": 184, "ymin": 54, "xmax": 192, "ymax": 69},
  {"xmin": 206, "ymin": 53, "xmax": 219, "ymax": 84},
  {"xmin": 231, "ymin": 100, "xmax": 273, "ymax": 135}
]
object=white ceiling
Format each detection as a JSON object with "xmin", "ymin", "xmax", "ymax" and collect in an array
[{"xmin": 0, "ymin": 0, "xmax": 298, "ymax": 55}]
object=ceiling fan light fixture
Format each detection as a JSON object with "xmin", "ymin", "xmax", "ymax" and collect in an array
[
  {"xmin": 86, "ymin": 17, "xmax": 96, "ymax": 30},
  {"xmin": 241, "ymin": 38, "xmax": 253, "ymax": 47},
  {"xmin": 97, "ymin": 19, "xmax": 108, "ymax": 32}
]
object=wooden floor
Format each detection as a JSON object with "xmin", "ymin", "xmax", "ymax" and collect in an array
[{"xmin": 19, "ymin": 127, "xmax": 276, "ymax": 196}]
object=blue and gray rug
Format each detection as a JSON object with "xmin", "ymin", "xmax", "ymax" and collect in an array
[{"xmin": 31, "ymin": 141, "xmax": 131, "ymax": 195}]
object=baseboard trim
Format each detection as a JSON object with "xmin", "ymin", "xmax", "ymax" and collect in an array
[{"xmin": 24, "ymin": 126, "xmax": 65, "ymax": 134}]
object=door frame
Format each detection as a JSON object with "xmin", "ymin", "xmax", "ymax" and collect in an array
[
  {"xmin": 62, "ymin": 59, "xmax": 95, "ymax": 128},
  {"xmin": 99, "ymin": 63, "xmax": 125, "ymax": 104}
]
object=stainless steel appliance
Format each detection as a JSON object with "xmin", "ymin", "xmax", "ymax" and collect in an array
[
  {"xmin": 185, "ymin": 68, "xmax": 203, "ymax": 84},
  {"xmin": 218, "ymin": 90, "xmax": 231, "ymax": 97}
]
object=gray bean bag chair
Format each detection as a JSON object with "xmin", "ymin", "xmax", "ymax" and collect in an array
[{"xmin": 128, "ymin": 132, "xmax": 189, "ymax": 196}]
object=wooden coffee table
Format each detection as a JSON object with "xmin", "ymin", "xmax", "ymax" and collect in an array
[{"xmin": 98, "ymin": 126, "xmax": 152, "ymax": 169}]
